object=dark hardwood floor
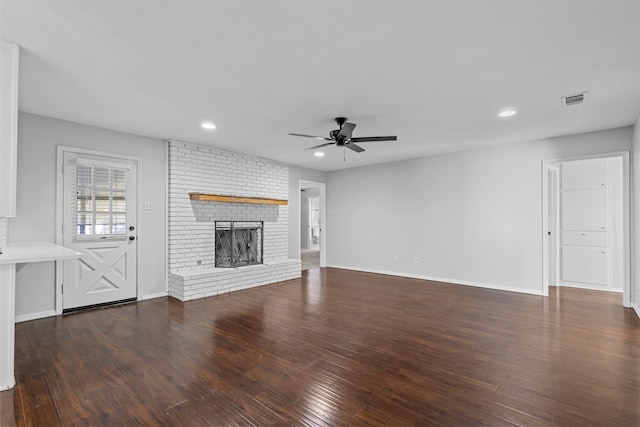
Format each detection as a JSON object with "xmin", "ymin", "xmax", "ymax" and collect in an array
[{"xmin": 2, "ymin": 268, "xmax": 639, "ymax": 426}]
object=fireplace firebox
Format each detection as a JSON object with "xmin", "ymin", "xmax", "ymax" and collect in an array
[{"xmin": 215, "ymin": 221, "xmax": 264, "ymax": 268}]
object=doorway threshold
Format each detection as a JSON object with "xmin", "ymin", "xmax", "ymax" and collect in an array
[{"xmin": 62, "ymin": 297, "xmax": 137, "ymax": 315}]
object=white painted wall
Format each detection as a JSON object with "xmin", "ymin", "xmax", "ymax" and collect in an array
[
  {"xmin": 632, "ymin": 115, "xmax": 640, "ymax": 316},
  {"xmin": 326, "ymin": 127, "xmax": 632, "ymax": 295},
  {"xmin": 288, "ymin": 166, "xmax": 327, "ymax": 259},
  {"xmin": 10, "ymin": 113, "xmax": 167, "ymax": 318}
]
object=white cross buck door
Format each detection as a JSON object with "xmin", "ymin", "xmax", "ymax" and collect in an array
[{"xmin": 62, "ymin": 151, "xmax": 138, "ymax": 310}]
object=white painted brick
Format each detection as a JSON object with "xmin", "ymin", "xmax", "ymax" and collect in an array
[{"xmin": 168, "ymin": 140, "xmax": 296, "ymax": 300}]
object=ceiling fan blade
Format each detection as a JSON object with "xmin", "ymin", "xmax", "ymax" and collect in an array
[
  {"xmin": 350, "ymin": 136, "xmax": 397, "ymax": 143},
  {"xmin": 337, "ymin": 122, "xmax": 356, "ymax": 139},
  {"xmin": 288, "ymin": 133, "xmax": 333, "ymax": 141},
  {"xmin": 345, "ymin": 142, "xmax": 365, "ymax": 153},
  {"xmin": 305, "ymin": 142, "xmax": 335, "ymax": 150}
]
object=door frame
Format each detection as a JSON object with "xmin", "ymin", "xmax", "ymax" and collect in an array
[
  {"xmin": 547, "ymin": 165, "xmax": 560, "ymax": 287},
  {"xmin": 541, "ymin": 151, "xmax": 630, "ymax": 306},
  {"xmin": 298, "ymin": 180, "xmax": 326, "ymax": 267},
  {"xmin": 55, "ymin": 146, "xmax": 141, "ymax": 315}
]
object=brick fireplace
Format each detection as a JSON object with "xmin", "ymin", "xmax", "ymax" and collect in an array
[{"xmin": 167, "ymin": 140, "xmax": 300, "ymax": 301}]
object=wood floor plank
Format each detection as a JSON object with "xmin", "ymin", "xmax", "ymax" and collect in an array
[
  {"xmin": 0, "ymin": 387, "xmax": 20, "ymax": 427},
  {"xmin": 1, "ymin": 268, "xmax": 639, "ymax": 426},
  {"xmin": 14, "ymin": 374, "xmax": 61, "ymax": 427}
]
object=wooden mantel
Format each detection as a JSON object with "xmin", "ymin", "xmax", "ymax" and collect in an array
[{"xmin": 189, "ymin": 193, "xmax": 288, "ymax": 206}]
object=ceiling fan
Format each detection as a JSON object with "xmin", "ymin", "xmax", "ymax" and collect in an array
[{"xmin": 288, "ymin": 117, "xmax": 397, "ymax": 153}]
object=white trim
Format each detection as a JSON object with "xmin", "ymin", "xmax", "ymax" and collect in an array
[
  {"xmin": 299, "ymin": 180, "xmax": 327, "ymax": 268},
  {"xmin": 15, "ymin": 310, "xmax": 56, "ymax": 323},
  {"xmin": 55, "ymin": 148, "xmax": 64, "ymax": 314},
  {"xmin": 298, "ymin": 184, "xmax": 301, "ymax": 255},
  {"xmin": 543, "ymin": 165, "xmax": 560, "ymax": 293},
  {"xmin": 136, "ymin": 158, "xmax": 144, "ymax": 299},
  {"xmin": 0, "ymin": 41, "xmax": 19, "ymax": 218},
  {"xmin": 55, "ymin": 146, "xmax": 141, "ymax": 314},
  {"xmin": 327, "ymin": 264, "xmax": 543, "ymax": 296},
  {"xmin": 165, "ymin": 140, "xmax": 170, "ymax": 296},
  {"xmin": 141, "ymin": 291, "xmax": 168, "ymax": 301},
  {"xmin": 0, "ymin": 264, "xmax": 16, "ymax": 390},
  {"xmin": 633, "ymin": 303, "xmax": 640, "ymax": 319},
  {"xmin": 57, "ymin": 146, "xmax": 140, "ymax": 162},
  {"xmin": 76, "ymin": 157, "xmax": 132, "ymax": 170},
  {"xmin": 555, "ymin": 282, "xmax": 623, "ymax": 293},
  {"xmin": 541, "ymin": 151, "xmax": 631, "ymax": 307}
]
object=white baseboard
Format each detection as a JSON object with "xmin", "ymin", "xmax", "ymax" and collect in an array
[
  {"xmin": 15, "ymin": 309, "xmax": 56, "ymax": 323},
  {"xmin": 633, "ymin": 303, "xmax": 640, "ymax": 319},
  {"xmin": 15, "ymin": 293, "xmax": 168, "ymax": 323},
  {"xmin": 326, "ymin": 264, "xmax": 543, "ymax": 296},
  {"xmin": 558, "ymin": 282, "xmax": 623, "ymax": 293},
  {"xmin": 141, "ymin": 291, "xmax": 168, "ymax": 301}
]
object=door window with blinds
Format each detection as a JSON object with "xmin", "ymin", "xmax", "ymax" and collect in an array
[{"xmin": 75, "ymin": 160, "xmax": 129, "ymax": 239}]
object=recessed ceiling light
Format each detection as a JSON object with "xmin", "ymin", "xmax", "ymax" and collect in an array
[
  {"xmin": 314, "ymin": 152, "xmax": 325, "ymax": 157},
  {"xmin": 201, "ymin": 122, "xmax": 216, "ymax": 130},
  {"xmin": 498, "ymin": 109, "xmax": 517, "ymax": 117}
]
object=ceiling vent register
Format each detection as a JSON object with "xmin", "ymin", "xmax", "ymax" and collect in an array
[{"xmin": 562, "ymin": 92, "xmax": 587, "ymax": 107}]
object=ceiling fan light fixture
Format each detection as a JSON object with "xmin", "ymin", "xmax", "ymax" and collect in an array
[
  {"xmin": 289, "ymin": 117, "xmax": 397, "ymax": 155},
  {"xmin": 314, "ymin": 152, "xmax": 325, "ymax": 157},
  {"xmin": 201, "ymin": 121, "xmax": 216, "ymax": 130},
  {"xmin": 498, "ymin": 109, "xmax": 517, "ymax": 118}
]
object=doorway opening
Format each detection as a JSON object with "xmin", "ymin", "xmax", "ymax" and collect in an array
[
  {"xmin": 299, "ymin": 180, "xmax": 326, "ymax": 270},
  {"xmin": 307, "ymin": 196, "xmax": 320, "ymax": 251},
  {"xmin": 542, "ymin": 152, "xmax": 630, "ymax": 307}
]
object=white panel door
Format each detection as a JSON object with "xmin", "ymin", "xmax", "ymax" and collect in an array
[
  {"xmin": 561, "ymin": 246, "xmax": 607, "ymax": 285},
  {"xmin": 62, "ymin": 151, "xmax": 137, "ymax": 310},
  {"xmin": 559, "ymin": 158, "xmax": 609, "ymax": 290},
  {"xmin": 561, "ymin": 189, "xmax": 607, "ymax": 231},
  {"xmin": 561, "ymin": 158, "xmax": 606, "ymax": 189}
]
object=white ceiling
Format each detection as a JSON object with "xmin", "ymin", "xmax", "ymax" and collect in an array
[{"xmin": 1, "ymin": 1, "xmax": 639, "ymax": 171}]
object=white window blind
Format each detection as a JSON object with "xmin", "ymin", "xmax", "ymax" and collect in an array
[{"xmin": 76, "ymin": 163, "xmax": 128, "ymax": 237}]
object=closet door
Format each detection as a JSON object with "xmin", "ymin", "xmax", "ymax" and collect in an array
[{"xmin": 559, "ymin": 159, "xmax": 608, "ymax": 288}]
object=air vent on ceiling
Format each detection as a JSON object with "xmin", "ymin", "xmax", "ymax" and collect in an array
[{"xmin": 562, "ymin": 92, "xmax": 587, "ymax": 107}]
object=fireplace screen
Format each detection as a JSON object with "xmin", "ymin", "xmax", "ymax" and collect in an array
[{"xmin": 215, "ymin": 221, "xmax": 264, "ymax": 268}]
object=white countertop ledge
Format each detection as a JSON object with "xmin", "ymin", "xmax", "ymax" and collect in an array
[{"xmin": 0, "ymin": 241, "xmax": 82, "ymax": 265}]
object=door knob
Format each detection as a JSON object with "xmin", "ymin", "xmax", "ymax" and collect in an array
[
  {"xmin": 129, "ymin": 226, "xmax": 135, "ymax": 231},
  {"xmin": 129, "ymin": 236, "xmax": 135, "ymax": 241}
]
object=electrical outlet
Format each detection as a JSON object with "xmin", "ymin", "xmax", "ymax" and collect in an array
[
  {"xmin": 196, "ymin": 259, "xmax": 202, "ymax": 266},
  {"xmin": 394, "ymin": 255, "xmax": 399, "ymax": 262},
  {"xmin": 144, "ymin": 201, "xmax": 154, "ymax": 210},
  {"xmin": 413, "ymin": 257, "xmax": 420, "ymax": 264}
]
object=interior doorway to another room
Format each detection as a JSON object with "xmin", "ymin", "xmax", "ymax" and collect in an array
[
  {"xmin": 542, "ymin": 152, "xmax": 630, "ymax": 307},
  {"xmin": 299, "ymin": 181, "xmax": 326, "ymax": 271},
  {"xmin": 307, "ymin": 196, "xmax": 320, "ymax": 251}
]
